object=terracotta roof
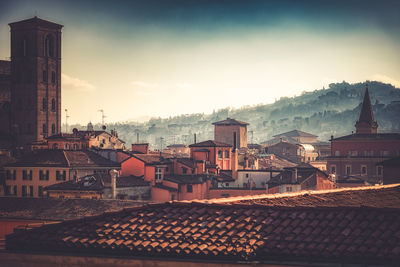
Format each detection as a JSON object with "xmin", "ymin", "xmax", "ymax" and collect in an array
[
  {"xmin": 0, "ymin": 197, "xmax": 144, "ymax": 221},
  {"xmin": 332, "ymin": 133, "xmax": 400, "ymax": 141},
  {"xmin": 5, "ymin": 185, "xmax": 400, "ymax": 265},
  {"xmin": 164, "ymin": 174, "xmax": 208, "ymax": 184},
  {"xmin": 131, "ymin": 153, "xmax": 174, "ymax": 165},
  {"xmin": 176, "ymin": 158, "xmax": 196, "ymax": 169},
  {"xmin": 273, "ymin": 130, "xmax": 318, "ymax": 138},
  {"xmin": 212, "ymin": 118, "xmax": 249, "ymax": 126},
  {"xmin": 214, "ymin": 184, "xmax": 400, "ymax": 208},
  {"xmin": 5, "ymin": 150, "xmax": 120, "ymax": 168},
  {"xmin": 189, "ymin": 140, "xmax": 231, "ymax": 148}
]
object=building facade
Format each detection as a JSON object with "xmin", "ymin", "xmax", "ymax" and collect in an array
[{"xmin": 327, "ymin": 86, "xmax": 400, "ymax": 184}]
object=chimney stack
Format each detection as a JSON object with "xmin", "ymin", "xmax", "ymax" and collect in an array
[
  {"xmin": 110, "ymin": 169, "xmax": 118, "ymax": 199},
  {"xmin": 194, "ymin": 133, "xmax": 197, "ymax": 144}
]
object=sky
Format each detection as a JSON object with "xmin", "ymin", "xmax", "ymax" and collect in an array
[{"xmin": 0, "ymin": 0, "xmax": 399, "ymax": 125}]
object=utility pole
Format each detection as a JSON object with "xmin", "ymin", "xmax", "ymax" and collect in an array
[
  {"xmin": 65, "ymin": 109, "xmax": 69, "ymax": 133},
  {"xmin": 98, "ymin": 109, "xmax": 106, "ymax": 125}
]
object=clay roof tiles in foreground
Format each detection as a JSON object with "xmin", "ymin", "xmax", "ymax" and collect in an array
[{"xmin": 6, "ymin": 184, "xmax": 400, "ymax": 265}]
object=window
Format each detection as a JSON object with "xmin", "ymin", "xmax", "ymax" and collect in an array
[
  {"xmin": 330, "ymin": 165, "xmax": 336, "ymax": 174},
  {"xmin": 56, "ymin": 170, "xmax": 66, "ymax": 181},
  {"xmin": 51, "ymin": 124, "xmax": 56, "ymax": 134},
  {"xmin": 45, "ymin": 35, "xmax": 54, "ymax": 57},
  {"xmin": 22, "ymin": 186, "xmax": 27, "ymax": 197},
  {"xmin": 224, "ymin": 150, "xmax": 229, "ymax": 159},
  {"xmin": 6, "ymin": 170, "xmax": 16, "ymax": 180},
  {"xmin": 53, "ymin": 143, "xmax": 58, "ymax": 149},
  {"xmin": 39, "ymin": 170, "xmax": 49, "ymax": 180},
  {"xmin": 51, "ymin": 98, "xmax": 56, "ymax": 112},
  {"xmin": 5, "ymin": 186, "xmax": 11, "ymax": 196},
  {"xmin": 225, "ymin": 182, "xmax": 229, "ymax": 187},
  {"xmin": 64, "ymin": 143, "xmax": 70, "ymax": 150},
  {"xmin": 42, "ymin": 98, "xmax": 47, "ymax": 110},
  {"xmin": 377, "ymin": 166, "xmax": 383, "ymax": 176},
  {"xmin": 345, "ymin": 165, "xmax": 351, "ymax": 175},
  {"xmin": 51, "ymin": 71, "xmax": 56, "ymax": 84},
  {"xmin": 42, "ymin": 124, "xmax": 47, "ymax": 134},
  {"xmin": 182, "ymin": 167, "xmax": 187, "ymax": 174},
  {"xmin": 335, "ymin": 151, "xmax": 340, "ymax": 156},
  {"xmin": 361, "ymin": 165, "xmax": 367, "ymax": 175},
  {"xmin": 73, "ymin": 144, "xmax": 78, "ymax": 150},
  {"xmin": 286, "ymin": 186, "xmax": 292, "ymax": 192},
  {"xmin": 187, "ymin": 184, "xmax": 193, "ymax": 193},
  {"xmin": 29, "ymin": 186, "xmax": 34, "ymax": 197},
  {"xmin": 155, "ymin": 167, "xmax": 162, "ymax": 182},
  {"xmin": 380, "ymin": 151, "xmax": 390, "ymax": 157},
  {"xmin": 218, "ymin": 150, "xmax": 222, "ymax": 158},
  {"xmin": 349, "ymin": 150, "xmax": 358, "ymax": 156},
  {"xmin": 38, "ymin": 186, "xmax": 44, "ymax": 197},
  {"xmin": 42, "ymin": 70, "xmax": 47, "ymax": 82},
  {"xmin": 191, "ymin": 169, "xmax": 195, "ymax": 174},
  {"xmin": 22, "ymin": 170, "xmax": 32, "ymax": 180}
]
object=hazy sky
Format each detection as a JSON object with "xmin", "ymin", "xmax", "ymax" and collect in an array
[{"xmin": 0, "ymin": 0, "xmax": 399, "ymax": 124}]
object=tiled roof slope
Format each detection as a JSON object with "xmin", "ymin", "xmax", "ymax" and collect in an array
[
  {"xmin": 189, "ymin": 140, "xmax": 231, "ymax": 148},
  {"xmin": 0, "ymin": 197, "xmax": 144, "ymax": 221},
  {"xmin": 6, "ymin": 185, "xmax": 400, "ymax": 265},
  {"xmin": 212, "ymin": 118, "xmax": 249, "ymax": 126},
  {"xmin": 5, "ymin": 150, "xmax": 120, "ymax": 168}
]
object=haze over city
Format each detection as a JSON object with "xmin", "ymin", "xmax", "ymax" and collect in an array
[{"xmin": 0, "ymin": 0, "xmax": 399, "ymax": 125}]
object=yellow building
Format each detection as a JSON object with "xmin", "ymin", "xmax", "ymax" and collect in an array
[{"xmin": 3, "ymin": 150, "xmax": 120, "ymax": 197}]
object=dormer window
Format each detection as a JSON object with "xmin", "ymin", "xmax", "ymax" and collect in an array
[{"xmin": 155, "ymin": 167, "xmax": 162, "ymax": 183}]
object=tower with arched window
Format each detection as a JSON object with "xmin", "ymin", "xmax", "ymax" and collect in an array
[{"xmin": 9, "ymin": 17, "xmax": 63, "ymax": 146}]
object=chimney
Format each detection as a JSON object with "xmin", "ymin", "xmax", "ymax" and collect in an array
[
  {"xmin": 231, "ymin": 149, "xmax": 238, "ymax": 179},
  {"xmin": 110, "ymin": 169, "xmax": 118, "ymax": 199},
  {"xmin": 194, "ymin": 133, "xmax": 197, "ymax": 144}
]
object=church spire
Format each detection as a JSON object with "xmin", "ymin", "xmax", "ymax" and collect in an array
[{"xmin": 355, "ymin": 84, "xmax": 378, "ymax": 134}]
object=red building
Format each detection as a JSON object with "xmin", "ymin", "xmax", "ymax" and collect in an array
[
  {"xmin": 327, "ymin": 86, "xmax": 400, "ymax": 184},
  {"xmin": 213, "ymin": 118, "xmax": 248, "ymax": 149}
]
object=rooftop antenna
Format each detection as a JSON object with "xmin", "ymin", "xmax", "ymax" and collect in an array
[
  {"xmin": 65, "ymin": 109, "xmax": 69, "ymax": 133},
  {"xmin": 160, "ymin": 137, "xmax": 164, "ymax": 159},
  {"xmin": 98, "ymin": 109, "xmax": 106, "ymax": 126}
]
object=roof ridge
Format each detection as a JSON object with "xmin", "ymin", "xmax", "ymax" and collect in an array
[
  {"xmin": 62, "ymin": 150, "xmax": 71, "ymax": 167},
  {"xmin": 193, "ymin": 183, "xmax": 400, "ymax": 204}
]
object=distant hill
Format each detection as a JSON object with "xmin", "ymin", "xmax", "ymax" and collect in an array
[{"xmin": 68, "ymin": 81, "xmax": 400, "ymax": 148}]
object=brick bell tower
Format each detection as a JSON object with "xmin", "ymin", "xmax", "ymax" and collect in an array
[{"xmin": 9, "ymin": 17, "xmax": 63, "ymax": 147}]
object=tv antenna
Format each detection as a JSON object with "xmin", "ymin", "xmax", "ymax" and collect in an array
[
  {"xmin": 98, "ymin": 109, "xmax": 106, "ymax": 125},
  {"xmin": 65, "ymin": 109, "xmax": 69, "ymax": 132}
]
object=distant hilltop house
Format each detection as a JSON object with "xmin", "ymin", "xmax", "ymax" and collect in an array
[{"xmin": 327, "ymin": 85, "xmax": 400, "ymax": 186}]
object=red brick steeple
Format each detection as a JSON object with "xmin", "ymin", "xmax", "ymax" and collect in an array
[{"xmin": 355, "ymin": 84, "xmax": 378, "ymax": 134}]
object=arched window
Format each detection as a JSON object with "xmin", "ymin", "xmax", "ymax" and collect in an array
[
  {"xmin": 51, "ymin": 124, "xmax": 55, "ymax": 134},
  {"xmin": 42, "ymin": 123, "xmax": 47, "ymax": 134},
  {"xmin": 53, "ymin": 143, "xmax": 58, "ymax": 149},
  {"xmin": 65, "ymin": 144, "xmax": 70, "ymax": 150},
  {"xmin": 42, "ymin": 98, "xmax": 47, "ymax": 111},
  {"xmin": 42, "ymin": 70, "xmax": 47, "ymax": 82},
  {"xmin": 51, "ymin": 71, "xmax": 56, "ymax": 84},
  {"xmin": 73, "ymin": 144, "xmax": 78, "ymax": 150},
  {"xmin": 51, "ymin": 99, "xmax": 56, "ymax": 112},
  {"xmin": 45, "ymin": 35, "xmax": 54, "ymax": 57}
]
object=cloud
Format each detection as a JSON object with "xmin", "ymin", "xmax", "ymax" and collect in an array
[
  {"xmin": 131, "ymin": 81, "xmax": 159, "ymax": 89},
  {"xmin": 62, "ymin": 73, "xmax": 95, "ymax": 92},
  {"xmin": 370, "ymin": 74, "xmax": 400, "ymax": 88}
]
